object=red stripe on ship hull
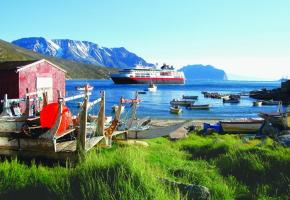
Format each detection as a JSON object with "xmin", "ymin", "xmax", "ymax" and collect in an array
[
  {"xmin": 130, "ymin": 77, "xmax": 184, "ymax": 81},
  {"xmin": 111, "ymin": 77, "xmax": 185, "ymax": 84}
]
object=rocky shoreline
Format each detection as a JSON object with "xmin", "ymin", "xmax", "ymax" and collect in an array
[{"xmin": 250, "ymin": 80, "xmax": 290, "ymax": 105}]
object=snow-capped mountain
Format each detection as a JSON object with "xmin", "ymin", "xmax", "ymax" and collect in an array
[{"xmin": 12, "ymin": 37, "xmax": 152, "ymax": 68}]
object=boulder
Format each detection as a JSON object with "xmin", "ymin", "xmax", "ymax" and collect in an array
[{"xmin": 160, "ymin": 178, "xmax": 210, "ymax": 200}]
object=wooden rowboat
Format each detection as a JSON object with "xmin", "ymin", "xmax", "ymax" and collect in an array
[
  {"xmin": 186, "ymin": 104, "xmax": 210, "ymax": 110},
  {"xmin": 182, "ymin": 95, "xmax": 198, "ymax": 100},
  {"xmin": 220, "ymin": 118, "xmax": 264, "ymax": 133},
  {"xmin": 170, "ymin": 106, "xmax": 182, "ymax": 114},
  {"xmin": 262, "ymin": 100, "xmax": 280, "ymax": 105},
  {"xmin": 170, "ymin": 99, "xmax": 195, "ymax": 106}
]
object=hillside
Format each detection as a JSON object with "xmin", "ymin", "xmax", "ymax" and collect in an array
[
  {"xmin": 0, "ymin": 39, "xmax": 117, "ymax": 79},
  {"xmin": 12, "ymin": 37, "xmax": 153, "ymax": 68},
  {"xmin": 179, "ymin": 64, "xmax": 228, "ymax": 80}
]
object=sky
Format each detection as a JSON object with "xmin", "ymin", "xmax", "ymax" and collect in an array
[{"xmin": 1, "ymin": 0, "xmax": 290, "ymax": 80}]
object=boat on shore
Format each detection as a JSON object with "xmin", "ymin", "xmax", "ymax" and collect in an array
[
  {"xmin": 170, "ymin": 99, "xmax": 195, "ymax": 106},
  {"xmin": 220, "ymin": 118, "xmax": 264, "ymax": 133},
  {"xmin": 182, "ymin": 95, "xmax": 198, "ymax": 100},
  {"xmin": 170, "ymin": 106, "xmax": 182, "ymax": 114},
  {"xmin": 186, "ymin": 104, "xmax": 210, "ymax": 110},
  {"xmin": 76, "ymin": 84, "xmax": 93, "ymax": 91},
  {"xmin": 110, "ymin": 63, "xmax": 185, "ymax": 84}
]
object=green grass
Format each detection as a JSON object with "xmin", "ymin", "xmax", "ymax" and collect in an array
[{"xmin": 0, "ymin": 133, "xmax": 289, "ymax": 200}]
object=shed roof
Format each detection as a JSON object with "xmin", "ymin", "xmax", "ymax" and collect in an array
[
  {"xmin": 0, "ymin": 60, "xmax": 38, "ymax": 71},
  {"xmin": 0, "ymin": 59, "xmax": 67, "ymax": 73}
]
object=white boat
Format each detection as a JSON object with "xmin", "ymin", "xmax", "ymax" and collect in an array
[
  {"xmin": 147, "ymin": 82, "xmax": 157, "ymax": 92},
  {"xmin": 170, "ymin": 106, "xmax": 182, "ymax": 114},
  {"xmin": 220, "ymin": 118, "xmax": 264, "ymax": 133},
  {"xmin": 253, "ymin": 101, "xmax": 263, "ymax": 106},
  {"xmin": 76, "ymin": 84, "xmax": 93, "ymax": 91},
  {"xmin": 112, "ymin": 105, "xmax": 125, "ymax": 113},
  {"xmin": 110, "ymin": 63, "xmax": 185, "ymax": 84}
]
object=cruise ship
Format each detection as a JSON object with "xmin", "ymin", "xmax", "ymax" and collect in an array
[{"xmin": 110, "ymin": 64, "xmax": 185, "ymax": 84}]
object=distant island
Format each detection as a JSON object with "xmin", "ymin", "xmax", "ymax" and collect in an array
[{"xmin": 179, "ymin": 64, "xmax": 228, "ymax": 80}]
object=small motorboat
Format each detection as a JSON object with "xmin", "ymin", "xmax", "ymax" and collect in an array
[
  {"xmin": 112, "ymin": 105, "xmax": 125, "ymax": 113},
  {"xmin": 182, "ymin": 95, "xmax": 198, "ymax": 100},
  {"xmin": 170, "ymin": 99, "xmax": 195, "ymax": 106},
  {"xmin": 170, "ymin": 106, "xmax": 182, "ymax": 114},
  {"xmin": 220, "ymin": 118, "xmax": 264, "ymax": 133},
  {"xmin": 223, "ymin": 98, "xmax": 240, "ymax": 104},
  {"xmin": 137, "ymin": 91, "xmax": 146, "ymax": 94},
  {"xmin": 262, "ymin": 100, "xmax": 280, "ymax": 105},
  {"xmin": 186, "ymin": 104, "xmax": 210, "ymax": 110},
  {"xmin": 253, "ymin": 101, "xmax": 263, "ymax": 106},
  {"xmin": 147, "ymin": 82, "xmax": 157, "ymax": 92},
  {"xmin": 76, "ymin": 84, "xmax": 94, "ymax": 91}
]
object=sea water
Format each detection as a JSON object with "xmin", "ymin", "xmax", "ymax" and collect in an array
[{"xmin": 66, "ymin": 79, "xmax": 281, "ymax": 119}]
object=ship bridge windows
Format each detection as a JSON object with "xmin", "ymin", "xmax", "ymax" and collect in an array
[
  {"xmin": 135, "ymin": 73, "xmax": 150, "ymax": 78},
  {"xmin": 160, "ymin": 72, "xmax": 173, "ymax": 76}
]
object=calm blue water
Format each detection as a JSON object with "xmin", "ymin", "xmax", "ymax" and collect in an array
[{"xmin": 65, "ymin": 80, "xmax": 281, "ymax": 119}]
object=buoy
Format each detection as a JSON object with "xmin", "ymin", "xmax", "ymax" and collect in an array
[{"xmin": 40, "ymin": 103, "xmax": 72, "ymax": 136}]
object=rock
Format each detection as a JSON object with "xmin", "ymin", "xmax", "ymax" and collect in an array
[
  {"xmin": 116, "ymin": 139, "xmax": 149, "ymax": 147},
  {"xmin": 278, "ymin": 134, "xmax": 290, "ymax": 147},
  {"xmin": 160, "ymin": 178, "xmax": 210, "ymax": 200}
]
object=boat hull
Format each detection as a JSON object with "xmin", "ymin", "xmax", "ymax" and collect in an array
[
  {"xmin": 111, "ymin": 77, "xmax": 185, "ymax": 84},
  {"xmin": 220, "ymin": 121, "xmax": 263, "ymax": 133},
  {"xmin": 187, "ymin": 105, "xmax": 210, "ymax": 109},
  {"xmin": 170, "ymin": 107, "xmax": 182, "ymax": 114}
]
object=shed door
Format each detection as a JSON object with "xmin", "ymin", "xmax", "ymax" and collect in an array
[{"xmin": 36, "ymin": 77, "xmax": 53, "ymax": 102}]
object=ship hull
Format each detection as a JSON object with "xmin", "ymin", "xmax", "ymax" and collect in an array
[{"xmin": 111, "ymin": 77, "xmax": 185, "ymax": 84}]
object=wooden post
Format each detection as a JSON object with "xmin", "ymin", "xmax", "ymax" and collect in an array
[
  {"xmin": 0, "ymin": 94, "xmax": 12, "ymax": 117},
  {"xmin": 24, "ymin": 88, "xmax": 30, "ymax": 118},
  {"xmin": 97, "ymin": 91, "xmax": 105, "ymax": 137},
  {"xmin": 77, "ymin": 85, "xmax": 89, "ymax": 155},
  {"xmin": 43, "ymin": 91, "xmax": 48, "ymax": 108}
]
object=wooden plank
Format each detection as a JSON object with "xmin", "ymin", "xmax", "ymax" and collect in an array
[
  {"xmin": 56, "ymin": 136, "xmax": 104, "ymax": 153},
  {"xmin": 86, "ymin": 136, "xmax": 104, "ymax": 151},
  {"xmin": 64, "ymin": 92, "xmax": 92, "ymax": 102},
  {"xmin": 55, "ymin": 140, "xmax": 75, "ymax": 152},
  {"xmin": 0, "ymin": 137, "xmax": 54, "ymax": 151},
  {"xmin": 112, "ymin": 131, "xmax": 127, "ymax": 137},
  {"xmin": 53, "ymin": 128, "xmax": 75, "ymax": 140},
  {"xmin": 88, "ymin": 98, "xmax": 101, "ymax": 108}
]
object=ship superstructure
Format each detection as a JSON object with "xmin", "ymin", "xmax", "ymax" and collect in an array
[{"xmin": 110, "ymin": 64, "xmax": 185, "ymax": 84}]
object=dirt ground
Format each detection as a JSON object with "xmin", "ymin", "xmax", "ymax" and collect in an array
[{"xmin": 127, "ymin": 119, "xmax": 219, "ymax": 139}]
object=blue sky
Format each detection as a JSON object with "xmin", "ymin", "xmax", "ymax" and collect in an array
[{"xmin": 1, "ymin": 0, "xmax": 290, "ymax": 80}]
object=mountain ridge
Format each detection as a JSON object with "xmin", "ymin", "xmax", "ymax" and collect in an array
[
  {"xmin": 12, "ymin": 37, "xmax": 153, "ymax": 68},
  {"xmin": 0, "ymin": 39, "xmax": 117, "ymax": 79}
]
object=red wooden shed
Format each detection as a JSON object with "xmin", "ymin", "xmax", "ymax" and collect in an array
[{"xmin": 0, "ymin": 59, "xmax": 66, "ymax": 103}]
